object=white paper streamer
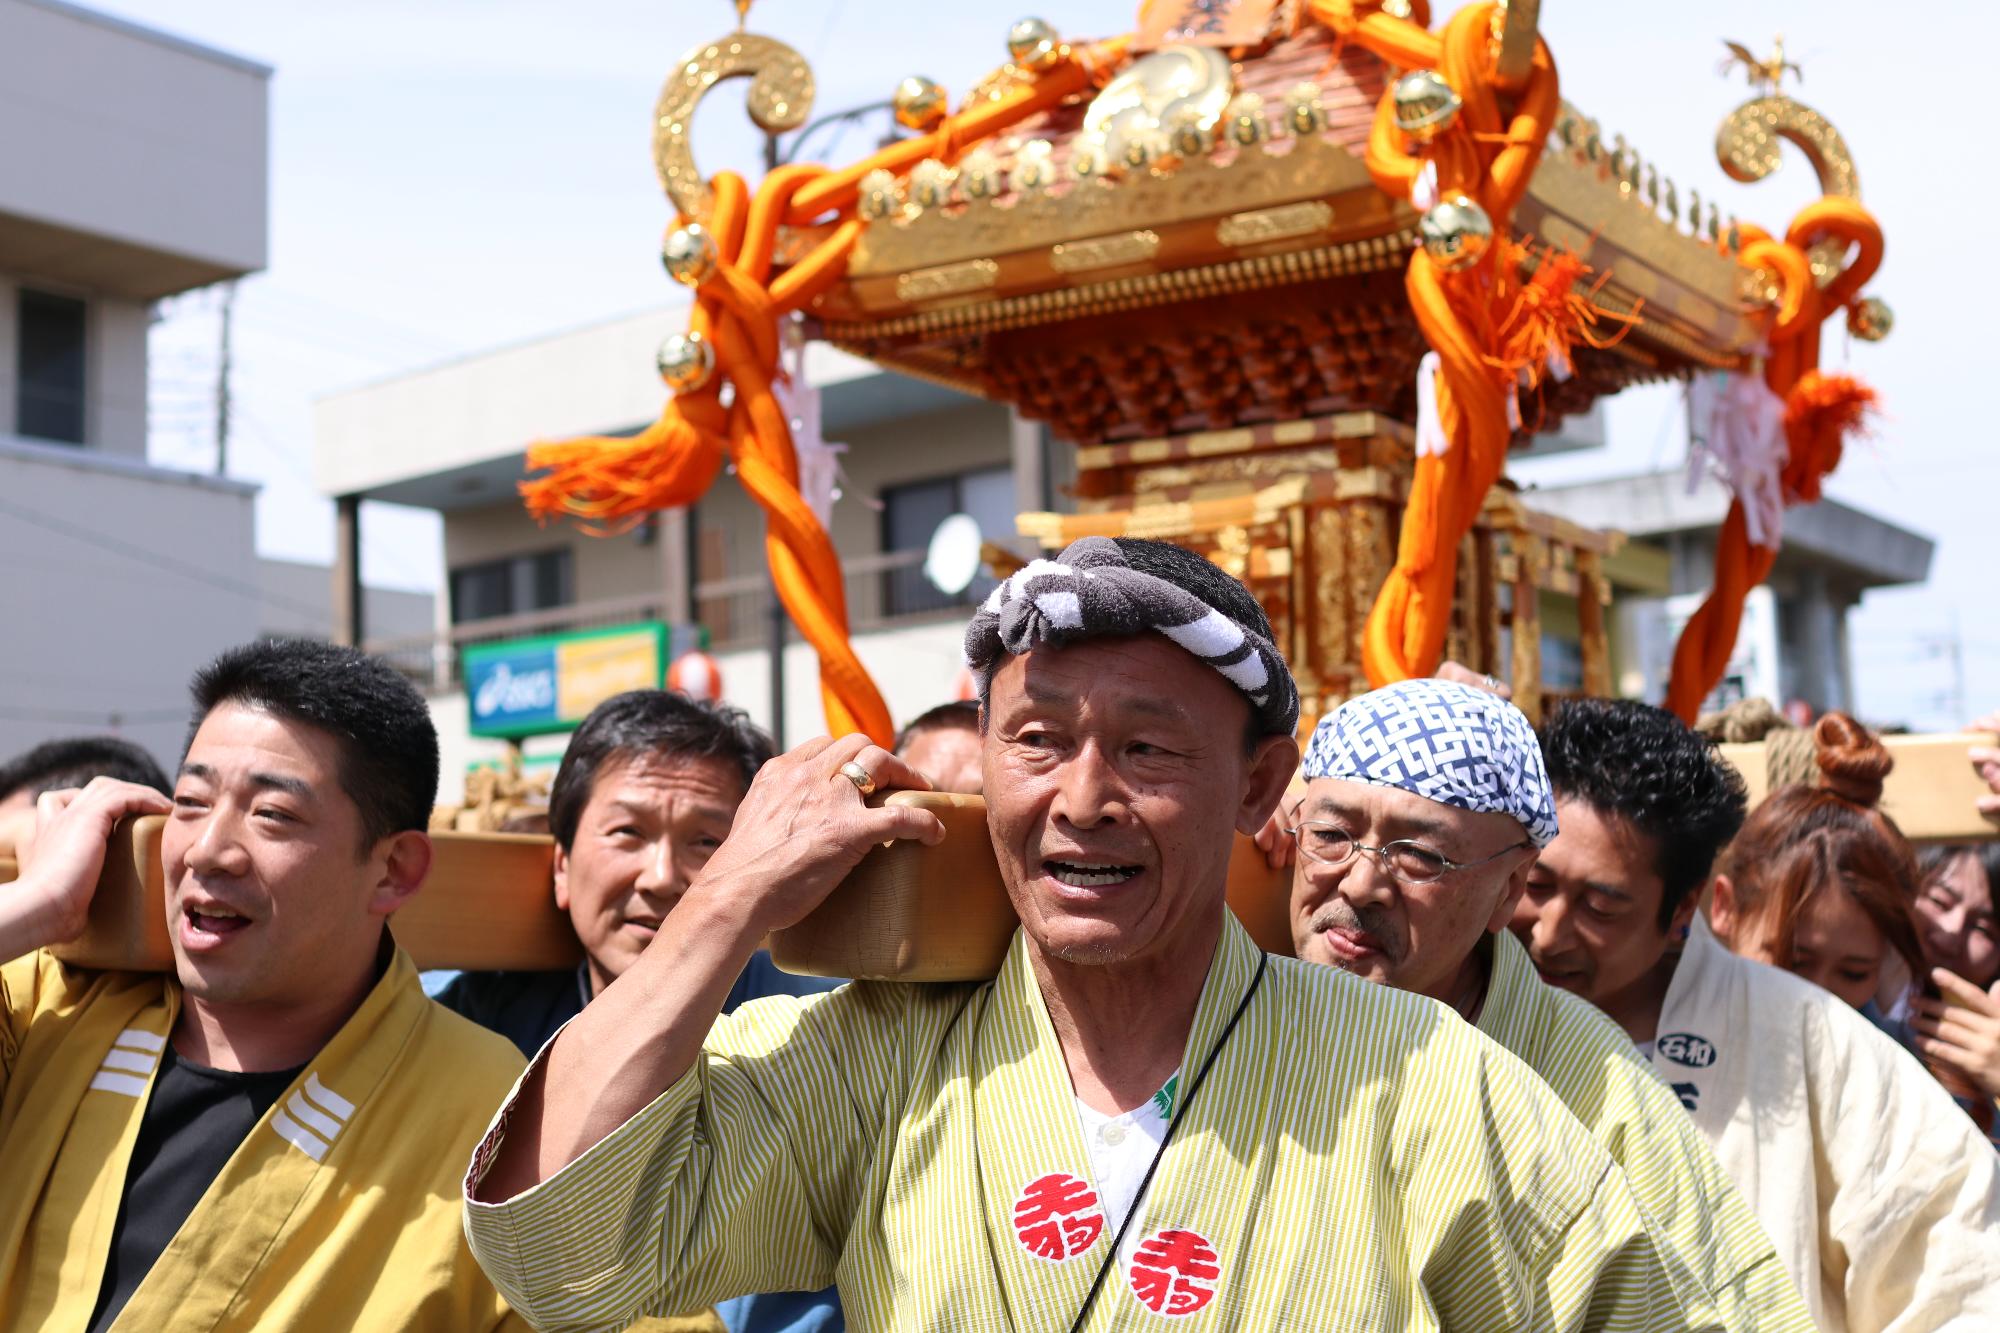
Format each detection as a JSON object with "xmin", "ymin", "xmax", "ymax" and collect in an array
[
  {"xmin": 774, "ymin": 328, "xmax": 847, "ymax": 528},
  {"xmin": 1687, "ymin": 371, "xmax": 1788, "ymax": 549},
  {"xmin": 1411, "ymin": 160, "xmax": 1440, "ymax": 213},
  {"xmin": 1414, "ymin": 350, "xmax": 1450, "ymax": 458}
]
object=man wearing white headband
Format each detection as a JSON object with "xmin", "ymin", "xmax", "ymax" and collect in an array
[
  {"xmin": 464, "ymin": 539, "xmax": 1705, "ymax": 1329},
  {"xmin": 1285, "ymin": 678, "xmax": 1812, "ymax": 1331}
]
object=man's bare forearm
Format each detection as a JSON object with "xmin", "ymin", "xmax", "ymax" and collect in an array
[{"xmin": 476, "ymin": 884, "xmax": 766, "ymax": 1201}]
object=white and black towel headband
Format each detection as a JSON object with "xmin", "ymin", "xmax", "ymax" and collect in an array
[{"xmin": 963, "ymin": 536, "xmax": 1300, "ymax": 736}]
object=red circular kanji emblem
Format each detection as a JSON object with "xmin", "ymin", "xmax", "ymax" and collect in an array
[
  {"xmin": 1129, "ymin": 1228, "xmax": 1221, "ymax": 1317},
  {"xmin": 1011, "ymin": 1172, "xmax": 1106, "ymax": 1263}
]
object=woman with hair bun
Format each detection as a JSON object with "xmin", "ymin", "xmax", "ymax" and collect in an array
[
  {"xmin": 1709, "ymin": 712, "xmax": 1996, "ymax": 1140},
  {"xmin": 1708, "ymin": 713, "xmax": 1925, "ymax": 1013}
]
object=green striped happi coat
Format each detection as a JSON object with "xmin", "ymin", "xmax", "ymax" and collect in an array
[
  {"xmin": 465, "ymin": 916, "xmax": 1703, "ymax": 1331},
  {"xmin": 1477, "ymin": 930, "xmax": 1815, "ymax": 1331}
]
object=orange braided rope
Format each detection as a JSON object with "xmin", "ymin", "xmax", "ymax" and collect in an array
[
  {"xmin": 1663, "ymin": 195, "xmax": 1883, "ymax": 720},
  {"xmin": 1321, "ymin": 1, "xmax": 1566, "ymax": 686},
  {"xmin": 519, "ymin": 42, "xmax": 1119, "ymax": 743}
]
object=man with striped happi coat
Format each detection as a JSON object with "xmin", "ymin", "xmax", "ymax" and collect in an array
[
  {"xmin": 0, "ymin": 640, "xmax": 528, "ymax": 1331},
  {"xmin": 465, "ymin": 537, "xmax": 1706, "ymax": 1330},
  {"xmin": 1278, "ymin": 678, "xmax": 1813, "ymax": 1330}
]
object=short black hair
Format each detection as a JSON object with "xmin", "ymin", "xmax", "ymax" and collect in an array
[
  {"xmin": 893, "ymin": 700, "xmax": 980, "ymax": 756},
  {"xmin": 1115, "ymin": 537, "xmax": 1279, "ymax": 750},
  {"xmin": 187, "ymin": 639, "xmax": 439, "ymax": 849},
  {"xmin": 0, "ymin": 735, "xmax": 171, "ymax": 803},
  {"xmin": 548, "ymin": 690, "xmax": 773, "ymax": 850},
  {"xmin": 1541, "ymin": 696, "xmax": 1748, "ymax": 927}
]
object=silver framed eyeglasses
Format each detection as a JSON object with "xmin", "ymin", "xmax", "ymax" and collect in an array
[{"xmin": 1282, "ymin": 821, "xmax": 1530, "ymax": 886}]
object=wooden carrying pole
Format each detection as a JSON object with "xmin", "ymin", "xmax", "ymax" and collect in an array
[
  {"xmin": 9, "ymin": 733, "xmax": 1990, "ymax": 983},
  {"xmin": 1716, "ymin": 731, "xmax": 1999, "ymax": 844},
  {"xmin": 3, "ymin": 800, "xmax": 1294, "ymax": 981}
]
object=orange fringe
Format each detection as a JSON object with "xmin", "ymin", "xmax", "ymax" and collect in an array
[{"xmin": 1782, "ymin": 371, "xmax": 1878, "ymax": 504}]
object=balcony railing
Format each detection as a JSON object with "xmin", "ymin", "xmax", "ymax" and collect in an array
[{"xmin": 365, "ymin": 547, "xmax": 967, "ymax": 691}]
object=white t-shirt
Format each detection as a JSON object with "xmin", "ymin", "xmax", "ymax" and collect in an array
[{"xmin": 1073, "ymin": 1072, "xmax": 1179, "ymax": 1275}]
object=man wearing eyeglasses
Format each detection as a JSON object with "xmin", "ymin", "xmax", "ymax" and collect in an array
[{"xmin": 1278, "ymin": 678, "xmax": 1812, "ymax": 1331}]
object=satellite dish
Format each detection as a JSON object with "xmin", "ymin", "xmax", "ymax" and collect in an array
[{"xmin": 924, "ymin": 513, "xmax": 984, "ymax": 596}]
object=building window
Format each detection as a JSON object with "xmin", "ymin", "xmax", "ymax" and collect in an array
[
  {"xmin": 449, "ymin": 549, "xmax": 572, "ymax": 624},
  {"xmin": 881, "ymin": 464, "xmax": 1015, "ymax": 616},
  {"xmin": 17, "ymin": 290, "xmax": 87, "ymax": 445}
]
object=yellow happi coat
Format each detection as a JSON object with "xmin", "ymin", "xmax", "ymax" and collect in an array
[
  {"xmin": 1477, "ymin": 930, "xmax": 1812, "ymax": 1331},
  {"xmin": 467, "ymin": 915, "xmax": 1703, "ymax": 1331},
  {"xmin": 0, "ymin": 945, "xmax": 529, "ymax": 1331}
]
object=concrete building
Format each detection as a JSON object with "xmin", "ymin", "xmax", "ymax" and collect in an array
[
  {"xmin": 315, "ymin": 303, "xmax": 1068, "ymax": 797},
  {"xmin": 0, "ymin": 0, "xmax": 270, "ymax": 766},
  {"xmin": 1522, "ymin": 468, "xmax": 1934, "ymax": 715},
  {"xmin": 256, "ymin": 555, "xmax": 434, "ymax": 646}
]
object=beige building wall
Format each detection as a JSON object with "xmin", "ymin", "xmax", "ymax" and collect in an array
[
  {"xmin": 0, "ymin": 0, "xmax": 270, "ymax": 291},
  {"xmin": 0, "ymin": 437, "xmax": 259, "ymax": 767}
]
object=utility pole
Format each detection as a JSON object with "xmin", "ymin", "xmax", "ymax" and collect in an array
[{"xmin": 214, "ymin": 282, "xmax": 236, "ymax": 476}]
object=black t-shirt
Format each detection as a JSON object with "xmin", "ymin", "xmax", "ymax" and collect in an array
[
  {"xmin": 433, "ymin": 965, "xmax": 592, "ymax": 1060},
  {"xmin": 85, "ymin": 1045, "xmax": 304, "ymax": 1333}
]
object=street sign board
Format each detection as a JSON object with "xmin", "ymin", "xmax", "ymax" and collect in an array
[{"xmin": 463, "ymin": 621, "xmax": 667, "ymax": 739}]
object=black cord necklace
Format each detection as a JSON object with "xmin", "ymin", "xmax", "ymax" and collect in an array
[{"xmin": 1066, "ymin": 950, "xmax": 1269, "ymax": 1333}]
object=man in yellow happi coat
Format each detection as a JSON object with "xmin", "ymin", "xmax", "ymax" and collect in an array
[
  {"xmin": 465, "ymin": 537, "xmax": 1706, "ymax": 1330},
  {"xmin": 0, "ymin": 639, "xmax": 528, "ymax": 1331},
  {"xmin": 1278, "ymin": 678, "xmax": 1813, "ymax": 1330}
]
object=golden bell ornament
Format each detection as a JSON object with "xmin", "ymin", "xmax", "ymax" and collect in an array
[
  {"xmin": 1013, "ymin": 139, "xmax": 1056, "ymax": 193},
  {"xmin": 1418, "ymin": 195, "xmax": 1493, "ymax": 272},
  {"xmin": 893, "ymin": 76, "xmax": 947, "ymax": 131},
  {"xmin": 1392, "ymin": 70, "xmax": 1461, "ymax": 142},
  {"xmin": 660, "ymin": 223, "xmax": 717, "ymax": 287},
  {"xmin": 1224, "ymin": 93, "xmax": 1269, "ymax": 147},
  {"xmin": 1069, "ymin": 133, "xmax": 1113, "ymax": 181},
  {"xmin": 1007, "ymin": 17, "xmax": 1061, "ymax": 72},
  {"xmin": 857, "ymin": 168, "xmax": 899, "ymax": 220},
  {"xmin": 908, "ymin": 158, "xmax": 956, "ymax": 208},
  {"xmin": 1284, "ymin": 83, "xmax": 1327, "ymax": 136},
  {"xmin": 656, "ymin": 330, "xmax": 714, "ymax": 394},
  {"xmin": 959, "ymin": 146, "xmax": 1005, "ymax": 200},
  {"xmin": 1162, "ymin": 97, "xmax": 1215, "ymax": 157},
  {"xmin": 1848, "ymin": 296, "xmax": 1893, "ymax": 342}
]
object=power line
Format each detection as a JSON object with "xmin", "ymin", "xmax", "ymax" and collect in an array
[{"xmin": 0, "ymin": 703, "xmax": 189, "ymax": 725}]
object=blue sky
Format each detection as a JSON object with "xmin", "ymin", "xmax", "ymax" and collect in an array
[{"xmin": 111, "ymin": 0, "xmax": 1995, "ymax": 728}]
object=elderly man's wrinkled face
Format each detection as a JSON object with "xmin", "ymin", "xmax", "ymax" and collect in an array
[
  {"xmin": 983, "ymin": 635, "xmax": 1294, "ymax": 969},
  {"xmin": 1288, "ymin": 778, "xmax": 1533, "ymax": 1004}
]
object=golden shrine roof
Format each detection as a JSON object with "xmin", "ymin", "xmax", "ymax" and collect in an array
[{"xmin": 802, "ymin": 21, "xmax": 1755, "ymax": 444}]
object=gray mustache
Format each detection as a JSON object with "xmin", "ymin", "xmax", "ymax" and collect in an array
[{"xmin": 1306, "ymin": 898, "xmax": 1399, "ymax": 951}]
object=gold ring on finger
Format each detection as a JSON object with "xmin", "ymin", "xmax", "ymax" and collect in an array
[{"xmin": 836, "ymin": 760, "xmax": 877, "ymax": 797}]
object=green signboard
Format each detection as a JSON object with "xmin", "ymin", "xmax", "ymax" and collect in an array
[{"xmin": 463, "ymin": 621, "xmax": 667, "ymax": 740}]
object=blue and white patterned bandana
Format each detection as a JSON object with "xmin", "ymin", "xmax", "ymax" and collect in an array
[{"xmin": 1301, "ymin": 678, "xmax": 1559, "ymax": 846}]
